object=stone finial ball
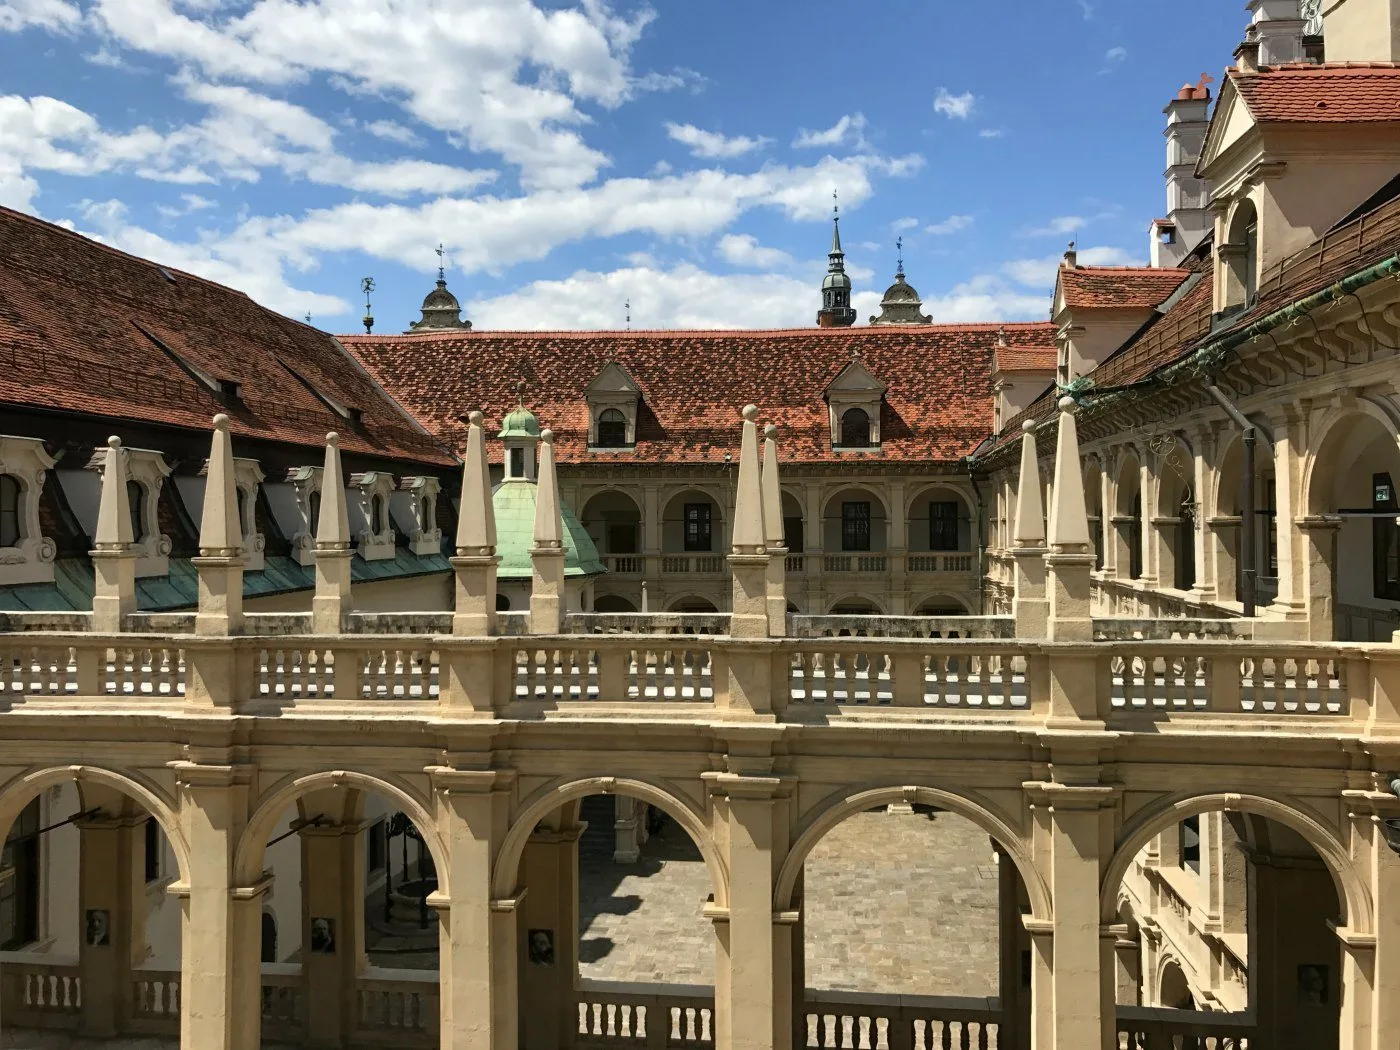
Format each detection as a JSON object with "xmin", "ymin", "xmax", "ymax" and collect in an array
[
  {"xmin": 213, "ymin": 413, "xmax": 230, "ymax": 430},
  {"xmin": 541, "ymin": 428, "xmax": 554, "ymax": 443},
  {"xmin": 107, "ymin": 435, "xmax": 121, "ymax": 450},
  {"xmin": 764, "ymin": 423, "xmax": 777, "ymax": 438},
  {"xmin": 742, "ymin": 404, "xmax": 759, "ymax": 421},
  {"xmin": 326, "ymin": 431, "xmax": 339, "ymax": 447},
  {"xmin": 1058, "ymin": 395, "xmax": 1077, "ymax": 413},
  {"xmin": 468, "ymin": 409, "xmax": 484, "ymax": 426},
  {"xmin": 1022, "ymin": 419, "xmax": 1036, "ymax": 433}
]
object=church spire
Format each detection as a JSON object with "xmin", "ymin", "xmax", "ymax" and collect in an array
[
  {"xmin": 406, "ymin": 242, "xmax": 472, "ymax": 333},
  {"xmin": 817, "ymin": 190, "xmax": 857, "ymax": 328}
]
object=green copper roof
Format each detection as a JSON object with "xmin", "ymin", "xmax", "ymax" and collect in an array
[
  {"xmin": 499, "ymin": 405, "xmax": 541, "ymax": 439},
  {"xmin": 491, "ymin": 480, "xmax": 605, "ymax": 580}
]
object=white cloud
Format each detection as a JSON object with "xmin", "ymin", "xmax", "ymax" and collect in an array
[
  {"xmin": 1100, "ymin": 45, "xmax": 1127, "ymax": 73},
  {"xmin": 792, "ymin": 113, "xmax": 866, "ymax": 149},
  {"xmin": 155, "ymin": 191, "xmax": 216, "ymax": 218},
  {"xmin": 1001, "ymin": 246, "xmax": 1140, "ymax": 287},
  {"xmin": 925, "ymin": 214, "xmax": 974, "ymax": 236},
  {"xmin": 363, "ymin": 119, "xmax": 423, "ymax": 147},
  {"xmin": 0, "ymin": 0, "xmax": 80, "ymax": 32},
  {"xmin": 1023, "ymin": 215, "xmax": 1089, "ymax": 237},
  {"xmin": 890, "ymin": 216, "xmax": 920, "ymax": 232},
  {"xmin": 933, "ymin": 88, "xmax": 976, "ymax": 120},
  {"xmin": 664, "ymin": 121, "xmax": 771, "ymax": 159},
  {"xmin": 978, "ymin": 128, "xmax": 1005, "ymax": 139},
  {"xmin": 716, "ymin": 233, "xmax": 793, "ymax": 270}
]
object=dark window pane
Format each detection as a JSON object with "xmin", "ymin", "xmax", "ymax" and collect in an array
[
  {"xmin": 0, "ymin": 474, "xmax": 20, "ymax": 547},
  {"xmin": 783, "ymin": 515, "xmax": 804, "ymax": 553},
  {"xmin": 607, "ymin": 523, "xmax": 638, "ymax": 554},
  {"xmin": 509, "ymin": 446, "xmax": 525, "ymax": 478},
  {"xmin": 597, "ymin": 409, "xmax": 628, "ymax": 448},
  {"xmin": 684, "ymin": 502, "xmax": 713, "ymax": 552},
  {"xmin": 1129, "ymin": 492, "xmax": 1143, "ymax": 580},
  {"xmin": 841, "ymin": 501, "xmax": 871, "ymax": 552},
  {"xmin": 839, "ymin": 408, "xmax": 871, "ymax": 448},
  {"xmin": 929, "ymin": 500, "xmax": 959, "ymax": 551},
  {"xmin": 144, "ymin": 818, "xmax": 161, "ymax": 883},
  {"xmin": 126, "ymin": 480, "xmax": 145, "ymax": 541}
]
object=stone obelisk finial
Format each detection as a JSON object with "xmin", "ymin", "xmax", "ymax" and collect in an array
[
  {"xmin": 529, "ymin": 428, "xmax": 566, "ymax": 635},
  {"xmin": 1011, "ymin": 419, "xmax": 1049, "ymax": 638},
  {"xmin": 194, "ymin": 414, "xmax": 245, "ymax": 636},
  {"xmin": 729, "ymin": 404, "xmax": 772, "ymax": 640},
  {"xmin": 761, "ymin": 422, "xmax": 787, "ymax": 636},
  {"xmin": 1046, "ymin": 397, "xmax": 1094, "ymax": 643},
  {"xmin": 312, "ymin": 432, "xmax": 353, "ymax": 634},
  {"xmin": 452, "ymin": 410, "xmax": 500, "ymax": 637},
  {"xmin": 91, "ymin": 435, "xmax": 137, "ymax": 631}
]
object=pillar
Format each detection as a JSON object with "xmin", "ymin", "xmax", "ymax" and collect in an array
[
  {"xmin": 1272, "ymin": 409, "xmax": 1309, "ymax": 617},
  {"xmin": 1299, "ymin": 517, "xmax": 1342, "ymax": 641},
  {"xmin": 431, "ymin": 768, "xmax": 516, "ymax": 1050},
  {"xmin": 518, "ymin": 805, "xmax": 583, "ymax": 1050},
  {"xmin": 1338, "ymin": 788, "xmax": 1400, "ymax": 1050},
  {"xmin": 299, "ymin": 819, "xmax": 365, "ymax": 1047},
  {"xmin": 713, "ymin": 769, "xmax": 789, "ymax": 1050},
  {"xmin": 613, "ymin": 796, "xmax": 642, "ymax": 864},
  {"xmin": 77, "ymin": 810, "xmax": 141, "ymax": 1037},
  {"xmin": 174, "ymin": 761, "xmax": 255, "ymax": 1050},
  {"xmin": 996, "ymin": 846, "xmax": 1030, "ymax": 1050}
]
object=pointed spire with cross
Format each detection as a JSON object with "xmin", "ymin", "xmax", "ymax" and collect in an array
[
  {"xmin": 896, "ymin": 236, "xmax": 905, "ymax": 278},
  {"xmin": 436, "ymin": 243, "xmax": 446, "ymax": 282}
]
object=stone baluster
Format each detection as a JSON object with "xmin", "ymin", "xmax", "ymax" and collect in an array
[
  {"xmin": 91, "ymin": 436, "xmax": 137, "ymax": 632},
  {"xmin": 312, "ymin": 432, "xmax": 353, "ymax": 635},
  {"xmin": 530, "ymin": 429, "xmax": 565, "ymax": 635}
]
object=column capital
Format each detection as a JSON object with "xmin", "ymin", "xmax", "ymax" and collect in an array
[
  {"xmin": 703, "ymin": 770, "xmax": 793, "ymax": 800},
  {"xmin": 1022, "ymin": 781, "xmax": 1121, "ymax": 809},
  {"xmin": 426, "ymin": 766, "xmax": 516, "ymax": 795},
  {"xmin": 1296, "ymin": 514, "xmax": 1343, "ymax": 533},
  {"xmin": 168, "ymin": 760, "xmax": 250, "ymax": 789}
]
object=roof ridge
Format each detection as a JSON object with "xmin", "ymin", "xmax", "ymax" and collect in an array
[{"xmin": 339, "ymin": 321, "xmax": 1056, "ymax": 340}]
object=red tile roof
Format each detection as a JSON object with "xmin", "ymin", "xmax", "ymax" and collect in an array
[
  {"xmin": 1059, "ymin": 266, "xmax": 1191, "ymax": 310},
  {"xmin": 1232, "ymin": 63, "xmax": 1400, "ymax": 123},
  {"xmin": 993, "ymin": 346, "xmax": 1056, "ymax": 373},
  {"xmin": 343, "ymin": 323, "xmax": 1056, "ymax": 466},
  {"xmin": 0, "ymin": 207, "xmax": 455, "ymax": 467}
]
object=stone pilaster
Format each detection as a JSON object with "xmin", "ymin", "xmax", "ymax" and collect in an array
[
  {"xmin": 299, "ymin": 818, "xmax": 365, "ymax": 1047},
  {"xmin": 77, "ymin": 810, "xmax": 141, "ymax": 1037},
  {"xmin": 517, "ymin": 806, "xmax": 583, "ymax": 1050}
]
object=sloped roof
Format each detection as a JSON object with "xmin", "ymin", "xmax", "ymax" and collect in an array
[
  {"xmin": 993, "ymin": 347, "xmax": 1057, "ymax": 374},
  {"xmin": 1059, "ymin": 267, "xmax": 1191, "ymax": 310},
  {"xmin": 343, "ymin": 324, "xmax": 1056, "ymax": 465},
  {"xmin": 1231, "ymin": 63, "xmax": 1400, "ymax": 124},
  {"xmin": 0, "ymin": 207, "xmax": 454, "ymax": 467}
]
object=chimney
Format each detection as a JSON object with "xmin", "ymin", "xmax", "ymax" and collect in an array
[
  {"xmin": 1248, "ymin": 0, "xmax": 1308, "ymax": 65},
  {"xmin": 1062, "ymin": 242, "xmax": 1078, "ymax": 269},
  {"xmin": 1150, "ymin": 74, "xmax": 1213, "ymax": 268}
]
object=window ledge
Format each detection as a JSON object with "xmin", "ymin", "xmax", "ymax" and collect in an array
[
  {"xmin": 831, "ymin": 445, "xmax": 882, "ymax": 453},
  {"xmin": 586, "ymin": 445, "xmax": 636, "ymax": 453}
]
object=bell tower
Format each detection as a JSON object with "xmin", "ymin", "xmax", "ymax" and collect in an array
[{"xmin": 817, "ymin": 192, "xmax": 857, "ymax": 328}]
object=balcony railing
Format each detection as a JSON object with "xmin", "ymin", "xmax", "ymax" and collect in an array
[
  {"xmin": 1115, "ymin": 1005, "xmax": 1253, "ymax": 1049},
  {"xmin": 661, "ymin": 555, "xmax": 725, "ymax": 574},
  {"xmin": 823, "ymin": 555, "xmax": 888, "ymax": 573},
  {"xmin": 908, "ymin": 554, "xmax": 975, "ymax": 573},
  {"xmin": 601, "ymin": 555, "xmax": 645, "ymax": 575}
]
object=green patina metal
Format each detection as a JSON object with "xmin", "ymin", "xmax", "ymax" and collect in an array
[
  {"xmin": 491, "ymin": 480, "xmax": 605, "ymax": 580},
  {"xmin": 499, "ymin": 405, "xmax": 542, "ymax": 440}
]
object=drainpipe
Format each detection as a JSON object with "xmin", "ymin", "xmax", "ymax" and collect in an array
[
  {"xmin": 1205, "ymin": 383, "xmax": 1261, "ymax": 617},
  {"xmin": 965, "ymin": 458, "xmax": 987, "ymax": 615}
]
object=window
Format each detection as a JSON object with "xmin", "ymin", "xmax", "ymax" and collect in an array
[
  {"xmin": 1263, "ymin": 477, "xmax": 1278, "ymax": 577},
  {"xmin": 1128, "ymin": 492, "xmax": 1143, "ymax": 580},
  {"xmin": 841, "ymin": 502, "xmax": 871, "ymax": 552},
  {"xmin": 596, "ymin": 408, "xmax": 628, "ymax": 448},
  {"xmin": 368, "ymin": 820, "xmax": 387, "ymax": 874},
  {"xmin": 1176, "ymin": 491, "xmax": 1197, "ymax": 591},
  {"xmin": 126, "ymin": 480, "xmax": 145, "ymax": 541},
  {"xmin": 509, "ymin": 447, "xmax": 526, "ymax": 479},
  {"xmin": 839, "ymin": 408, "xmax": 871, "ymax": 448},
  {"xmin": 1374, "ymin": 473, "xmax": 1400, "ymax": 601},
  {"xmin": 0, "ymin": 475, "xmax": 20, "ymax": 547},
  {"xmin": 1181, "ymin": 816, "xmax": 1201, "ymax": 874},
  {"xmin": 783, "ymin": 515, "xmax": 804, "ymax": 553},
  {"xmin": 309, "ymin": 492, "xmax": 322, "ymax": 534},
  {"xmin": 373, "ymin": 495, "xmax": 388, "ymax": 534},
  {"xmin": 929, "ymin": 501, "xmax": 959, "ymax": 551},
  {"xmin": 144, "ymin": 818, "xmax": 162, "ymax": 883},
  {"xmin": 607, "ymin": 522, "xmax": 638, "ymax": 554},
  {"xmin": 683, "ymin": 503, "xmax": 713, "ymax": 552}
]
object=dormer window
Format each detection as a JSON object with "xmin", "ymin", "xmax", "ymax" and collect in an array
[
  {"xmin": 127, "ymin": 480, "xmax": 146, "ymax": 540},
  {"xmin": 839, "ymin": 408, "xmax": 872, "ymax": 449},
  {"xmin": 349, "ymin": 471, "xmax": 397, "ymax": 561},
  {"xmin": 0, "ymin": 474, "xmax": 20, "ymax": 548},
  {"xmin": 597, "ymin": 409, "xmax": 628, "ymax": 448},
  {"xmin": 1220, "ymin": 198, "xmax": 1259, "ymax": 313},
  {"xmin": 396, "ymin": 475, "xmax": 443, "ymax": 556},
  {"xmin": 509, "ymin": 447, "xmax": 526, "ymax": 478},
  {"xmin": 586, "ymin": 363, "xmax": 641, "ymax": 450},
  {"xmin": 0, "ymin": 437, "xmax": 57, "ymax": 585}
]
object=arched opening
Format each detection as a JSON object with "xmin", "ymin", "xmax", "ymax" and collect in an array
[
  {"xmin": 1156, "ymin": 440, "xmax": 1197, "ymax": 593},
  {"xmin": 1213, "ymin": 431, "xmax": 1280, "ymax": 608},
  {"xmin": 496, "ymin": 593, "xmax": 511, "ymax": 611},
  {"xmin": 1106, "ymin": 797, "xmax": 1350, "ymax": 1050},
  {"xmin": 828, "ymin": 596, "xmax": 882, "ymax": 615},
  {"xmin": 126, "ymin": 479, "xmax": 146, "ymax": 542},
  {"xmin": 1116, "ymin": 457, "xmax": 1143, "ymax": 580},
  {"xmin": 492, "ymin": 778, "xmax": 726, "ymax": 1048},
  {"xmin": 235, "ymin": 772, "xmax": 447, "ymax": 1050},
  {"xmin": 1085, "ymin": 460, "xmax": 1104, "ymax": 572},
  {"xmin": 1222, "ymin": 199, "xmax": 1259, "ymax": 311},
  {"xmin": 0, "ymin": 768, "xmax": 189, "ymax": 1046},
  {"xmin": 823, "ymin": 487, "xmax": 888, "ymax": 556},
  {"xmin": 595, "ymin": 408, "xmax": 629, "ymax": 449},
  {"xmin": 0, "ymin": 473, "xmax": 22, "ymax": 547},
  {"xmin": 669, "ymin": 596, "xmax": 719, "ymax": 613},
  {"xmin": 593, "ymin": 593, "xmax": 639, "ymax": 613},
  {"xmin": 781, "ymin": 490, "xmax": 805, "ymax": 553},
  {"xmin": 838, "ymin": 407, "xmax": 871, "ymax": 449},
  {"xmin": 907, "ymin": 485, "xmax": 972, "ymax": 555},
  {"xmin": 581, "ymin": 490, "xmax": 642, "ymax": 562},
  {"xmin": 1305, "ymin": 409, "xmax": 1400, "ymax": 640},
  {"xmin": 662, "ymin": 489, "xmax": 724, "ymax": 556},
  {"xmin": 776, "ymin": 787, "xmax": 1046, "ymax": 1050},
  {"xmin": 913, "ymin": 596, "xmax": 969, "ymax": 616}
]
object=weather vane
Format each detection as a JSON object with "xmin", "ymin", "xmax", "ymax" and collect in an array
[
  {"xmin": 832, "ymin": 188, "xmax": 839, "ymax": 219},
  {"xmin": 361, "ymin": 276, "xmax": 375, "ymax": 334},
  {"xmin": 625, "ymin": 298, "xmax": 631, "ymax": 331},
  {"xmin": 435, "ymin": 243, "xmax": 445, "ymax": 281},
  {"xmin": 305, "ymin": 311, "xmax": 312, "ymax": 325},
  {"xmin": 896, "ymin": 236, "xmax": 905, "ymax": 277}
]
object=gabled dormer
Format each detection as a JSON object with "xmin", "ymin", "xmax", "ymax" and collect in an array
[
  {"xmin": 825, "ymin": 358, "xmax": 886, "ymax": 449},
  {"xmin": 349, "ymin": 471, "xmax": 397, "ymax": 561},
  {"xmin": 585, "ymin": 362, "xmax": 641, "ymax": 450}
]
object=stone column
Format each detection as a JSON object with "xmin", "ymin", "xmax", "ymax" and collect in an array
[
  {"xmin": 312, "ymin": 433, "xmax": 354, "ymax": 635},
  {"xmin": 90, "ymin": 436, "xmax": 137, "ymax": 632},
  {"xmin": 1111, "ymin": 924, "xmax": 1142, "ymax": 1006},
  {"xmin": 996, "ymin": 846, "xmax": 1029, "ymax": 1050},
  {"xmin": 518, "ymin": 806, "xmax": 583, "ymax": 1050},
  {"xmin": 1100, "ymin": 458, "xmax": 1120, "ymax": 581},
  {"xmin": 1136, "ymin": 456, "xmax": 1158, "ymax": 588},
  {"xmin": 712, "ymin": 767, "xmax": 788, "ymax": 1050},
  {"xmin": 613, "ymin": 796, "xmax": 642, "ymax": 864},
  {"xmin": 1338, "ymin": 786, "xmax": 1400, "ymax": 1050},
  {"xmin": 1190, "ymin": 430, "xmax": 1214, "ymax": 599},
  {"xmin": 1298, "ymin": 516, "xmax": 1342, "ymax": 641},
  {"xmin": 1272, "ymin": 409, "xmax": 1309, "ymax": 618},
  {"xmin": 299, "ymin": 818, "xmax": 365, "ymax": 1047},
  {"xmin": 174, "ymin": 761, "xmax": 253, "ymax": 1050},
  {"xmin": 1207, "ymin": 517, "xmax": 1241, "ymax": 603},
  {"xmin": 77, "ymin": 808, "xmax": 141, "ymax": 1037},
  {"xmin": 431, "ymin": 768, "xmax": 516, "ymax": 1050}
]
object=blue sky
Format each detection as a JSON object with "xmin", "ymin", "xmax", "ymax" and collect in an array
[{"xmin": 0, "ymin": 0, "xmax": 1245, "ymax": 331}]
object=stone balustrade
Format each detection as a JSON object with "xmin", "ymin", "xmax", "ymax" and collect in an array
[
  {"xmin": 1114, "ymin": 1005, "xmax": 1253, "ymax": 1048},
  {"xmin": 575, "ymin": 979, "xmax": 716, "ymax": 1048}
]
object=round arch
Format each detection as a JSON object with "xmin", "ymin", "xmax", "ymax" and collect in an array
[
  {"xmin": 661, "ymin": 486, "xmax": 730, "ymax": 524},
  {"xmin": 826, "ymin": 594, "xmax": 886, "ymax": 614},
  {"xmin": 774, "ymin": 785, "xmax": 1050, "ymax": 920},
  {"xmin": 0, "ymin": 765, "xmax": 192, "ymax": 884},
  {"xmin": 904, "ymin": 481, "xmax": 975, "ymax": 520},
  {"xmin": 912, "ymin": 594, "xmax": 969, "ymax": 615},
  {"xmin": 1099, "ymin": 792, "xmax": 1367, "ymax": 932},
  {"xmin": 1156, "ymin": 954, "xmax": 1195, "ymax": 1010},
  {"xmin": 1303, "ymin": 400, "xmax": 1400, "ymax": 516},
  {"xmin": 822, "ymin": 484, "xmax": 893, "ymax": 521},
  {"xmin": 235, "ymin": 770, "xmax": 446, "ymax": 892},
  {"xmin": 493, "ymin": 776, "xmax": 728, "ymax": 908},
  {"xmin": 1115, "ymin": 450, "xmax": 1142, "ymax": 516},
  {"xmin": 667, "ymin": 595, "xmax": 719, "ymax": 613},
  {"xmin": 579, "ymin": 488, "xmax": 643, "ymax": 518}
]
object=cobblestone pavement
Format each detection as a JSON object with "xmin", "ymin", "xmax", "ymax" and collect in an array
[{"xmin": 577, "ymin": 798, "xmax": 1001, "ymax": 996}]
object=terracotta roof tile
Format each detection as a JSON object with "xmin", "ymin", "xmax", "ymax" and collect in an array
[
  {"xmin": 1059, "ymin": 267, "xmax": 1191, "ymax": 310},
  {"xmin": 342, "ymin": 323, "xmax": 1056, "ymax": 466},
  {"xmin": 1232, "ymin": 63, "xmax": 1400, "ymax": 123},
  {"xmin": 0, "ymin": 207, "xmax": 455, "ymax": 467},
  {"xmin": 993, "ymin": 347, "xmax": 1056, "ymax": 373}
]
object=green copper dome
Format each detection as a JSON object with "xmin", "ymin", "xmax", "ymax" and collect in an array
[
  {"xmin": 491, "ymin": 480, "xmax": 605, "ymax": 580},
  {"xmin": 499, "ymin": 406, "xmax": 541, "ymax": 440}
]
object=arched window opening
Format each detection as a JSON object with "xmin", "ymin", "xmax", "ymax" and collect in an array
[
  {"xmin": 0, "ymin": 474, "xmax": 21, "ymax": 547},
  {"xmin": 596, "ymin": 409, "xmax": 628, "ymax": 448},
  {"xmin": 308, "ymin": 492, "xmax": 322, "ymax": 536},
  {"xmin": 495, "ymin": 593, "xmax": 511, "ymax": 611},
  {"xmin": 1223, "ymin": 200, "xmax": 1259, "ymax": 312},
  {"xmin": 126, "ymin": 480, "xmax": 146, "ymax": 542},
  {"xmin": 261, "ymin": 912, "xmax": 278, "ymax": 963},
  {"xmin": 839, "ymin": 408, "xmax": 871, "ymax": 448},
  {"xmin": 1129, "ymin": 492, "xmax": 1143, "ymax": 580},
  {"xmin": 509, "ymin": 446, "xmax": 526, "ymax": 479},
  {"xmin": 1176, "ymin": 487, "xmax": 1197, "ymax": 591}
]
